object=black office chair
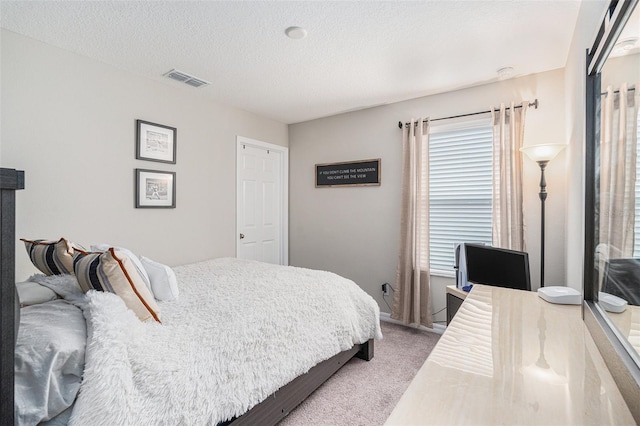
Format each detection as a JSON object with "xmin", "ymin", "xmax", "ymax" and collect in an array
[{"xmin": 602, "ymin": 258, "xmax": 640, "ymax": 306}]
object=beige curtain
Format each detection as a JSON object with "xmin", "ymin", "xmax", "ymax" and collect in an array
[
  {"xmin": 392, "ymin": 118, "xmax": 432, "ymax": 328},
  {"xmin": 491, "ymin": 102, "xmax": 528, "ymax": 251},
  {"xmin": 599, "ymin": 83, "xmax": 638, "ymax": 261}
]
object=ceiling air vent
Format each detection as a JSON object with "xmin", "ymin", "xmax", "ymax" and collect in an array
[
  {"xmin": 163, "ymin": 69, "xmax": 210, "ymax": 88},
  {"xmin": 183, "ymin": 77, "xmax": 209, "ymax": 88}
]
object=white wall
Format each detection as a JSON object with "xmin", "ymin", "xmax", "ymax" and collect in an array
[
  {"xmin": 289, "ymin": 69, "xmax": 568, "ymax": 324},
  {"xmin": 563, "ymin": 1, "xmax": 609, "ymax": 291},
  {"xmin": 602, "ymin": 53, "xmax": 640, "ymax": 87},
  {"xmin": 1, "ymin": 30, "xmax": 288, "ymax": 280}
]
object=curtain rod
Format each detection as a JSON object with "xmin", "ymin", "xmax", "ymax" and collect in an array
[
  {"xmin": 600, "ymin": 86, "xmax": 636, "ymax": 95},
  {"xmin": 397, "ymin": 99, "xmax": 539, "ymax": 129}
]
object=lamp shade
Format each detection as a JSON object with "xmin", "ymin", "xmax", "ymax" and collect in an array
[{"xmin": 520, "ymin": 144, "xmax": 567, "ymax": 163}]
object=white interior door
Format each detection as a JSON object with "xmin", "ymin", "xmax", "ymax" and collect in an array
[{"xmin": 236, "ymin": 136, "xmax": 288, "ymax": 265}]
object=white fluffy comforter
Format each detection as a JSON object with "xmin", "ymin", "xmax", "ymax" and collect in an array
[{"xmin": 68, "ymin": 258, "xmax": 382, "ymax": 425}]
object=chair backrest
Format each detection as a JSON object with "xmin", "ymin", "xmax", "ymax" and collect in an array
[{"xmin": 602, "ymin": 258, "xmax": 640, "ymax": 306}]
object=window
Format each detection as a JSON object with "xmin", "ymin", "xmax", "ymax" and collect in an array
[{"xmin": 429, "ymin": 119, "xmax": 493, "ymax": 273}]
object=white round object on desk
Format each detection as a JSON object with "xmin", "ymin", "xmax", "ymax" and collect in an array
[
  {"xmin": 537, "ymin": 286, "xmax": 582, "ymax": 305},
  {"xmin": 598, "ymin": 292, "xmax": 628, "ymax": 313}
]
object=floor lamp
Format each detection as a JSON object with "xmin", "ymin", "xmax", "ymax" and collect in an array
[{"xmin": 520, "ymin": 143, "xmax": 566, "ymax": 288}]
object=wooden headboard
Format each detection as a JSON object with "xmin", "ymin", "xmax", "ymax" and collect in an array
[{"xmin": 1, "ymin": 168, "xmax": 25, "ymax": 424}]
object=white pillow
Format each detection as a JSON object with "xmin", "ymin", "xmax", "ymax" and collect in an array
[
  {"xmin": 140, "ymin": 256, "xmax": 179, "ymax": 301},
  {"xmin": 90, "ymin": 244, "xmax": 152, "ymax": 294},
  {"xmin": 15, "ymin": 281, "xmax": 58, "ymax": 307}
]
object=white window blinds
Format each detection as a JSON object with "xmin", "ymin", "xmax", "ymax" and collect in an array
[{"xmin": 429, "ymin": 119, "xmax": 493, "ymax": 272}]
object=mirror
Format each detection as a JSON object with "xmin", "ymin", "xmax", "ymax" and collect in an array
[
  {"xmin": 598, "ymin": 1, "xmax": 640, "ymax": 361},
  {"xmin": 585, "ymin": 0, "xmax": 640, "ymax": 415}
]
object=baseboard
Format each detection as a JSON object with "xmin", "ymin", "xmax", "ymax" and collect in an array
[{"xmin": 379, "ymin": 312, "xmax": 446, "ymax": 335}]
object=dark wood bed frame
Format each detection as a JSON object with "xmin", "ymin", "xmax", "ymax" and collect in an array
[
  {"xmin": 0, "ymin": 166, "xmax": 373, "ymax": 425},
  {"xmin": 230, "ymin": 339, "xmax": 373, "ymax": 426},
  {"xmin": 1, "ymin": 168, "xmax": 25, "ymax": 426}
]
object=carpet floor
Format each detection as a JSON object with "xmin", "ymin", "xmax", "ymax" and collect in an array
[{"xmin": 278, "ymin": 321, "xmax": 441, "ymax": 426}]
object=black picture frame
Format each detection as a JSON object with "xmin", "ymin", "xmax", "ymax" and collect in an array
[
  {"xmin": 315, "ymin": 158, "xmax": 381, "ymax": 187},
  {"xmin": 135, "ymin": 169, "xmax": 176, "ymax": 208},
  {"xmin": 136, "ymin": 120, "xmax": 177, "ymax": 164}
]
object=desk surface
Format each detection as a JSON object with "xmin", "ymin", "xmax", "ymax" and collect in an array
[{"xmin": 385, "ymin": 285, "xmax": 635, "ymax": 425}]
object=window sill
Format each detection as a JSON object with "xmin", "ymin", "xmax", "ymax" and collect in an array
[{"xmin": 430, "ymin": 268, "xmax": 456, "ymax": 279}]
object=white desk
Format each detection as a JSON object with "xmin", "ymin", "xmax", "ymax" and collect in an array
[{"xmin": 386, "ymin": 285, "xmax": 635, "ymax": 425}]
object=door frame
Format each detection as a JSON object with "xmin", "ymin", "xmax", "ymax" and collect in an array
[{"xmin": 236, "ymin": 136, "xmax": 289, "ymax": 265}]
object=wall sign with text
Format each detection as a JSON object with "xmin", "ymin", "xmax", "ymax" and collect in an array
[{"xmin": 315, "ymin": 158, "xmax": 381, "ymax": 187}]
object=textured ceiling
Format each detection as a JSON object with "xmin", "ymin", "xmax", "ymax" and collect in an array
[{"xmin": 1, "ymin": 1, "xmax": 589, "ymax": 124}]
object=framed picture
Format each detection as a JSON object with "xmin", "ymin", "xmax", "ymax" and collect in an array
[
  {"xmin": 136, "ymin": 120, "xmax": 177, "ymax": 164},
  {"xmin": 315, "ymin": 158, "xmax": 381, "ymax": 187},
  {"xmin": 135, "ymin": 169, "xmax": 176, "ymax": 208}
]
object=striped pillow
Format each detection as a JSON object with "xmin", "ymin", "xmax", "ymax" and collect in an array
[
  {"xmin": 73, "ymin": 248, "xmax": 161, "ymax": 323},
  {"xmin": 90, "ymin": 244, "xmax": 153, "ymax": 294},
  {"xmin": 21, "ymin": 238, "xmax": 77, "ymax": 275}
]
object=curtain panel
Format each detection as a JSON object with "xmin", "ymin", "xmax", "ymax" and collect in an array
[
  {"xmin": 392, "ymin": 118, "xmax": 432, "ymax": 328},
  {"xmin": 599, "ymin": 83, "xmax": 639, "ymax": 262},
  {"xmin": 491, "ymin": 102, "xmax": 528, "ymax": 251}
]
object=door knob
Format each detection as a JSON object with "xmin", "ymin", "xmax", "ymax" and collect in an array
[{"xmin": 239, "ymin": 233, "xmax": 245, "ymax": 239}]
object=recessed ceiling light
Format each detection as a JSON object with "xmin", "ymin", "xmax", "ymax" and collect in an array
[
  {"xmin": 285, "ymin": 26, "xmax": 307, "ymax": 40},
  {"xmin": 614, "ymin": 37, "xmax": 639, "ymax": 51},
  {"xmin": 497, "ymin": 66, "xmax": 514, "ymax": 80}
]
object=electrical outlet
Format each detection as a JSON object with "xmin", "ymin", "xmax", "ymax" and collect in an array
[{"xmin": 382, "ymin": 283, "xmax": 390, "ymax": 296}]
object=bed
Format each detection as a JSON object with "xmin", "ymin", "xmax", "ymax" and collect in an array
[{"xmin": 9, "ymin": 239, "xmax": 381, "ymax": 425}]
